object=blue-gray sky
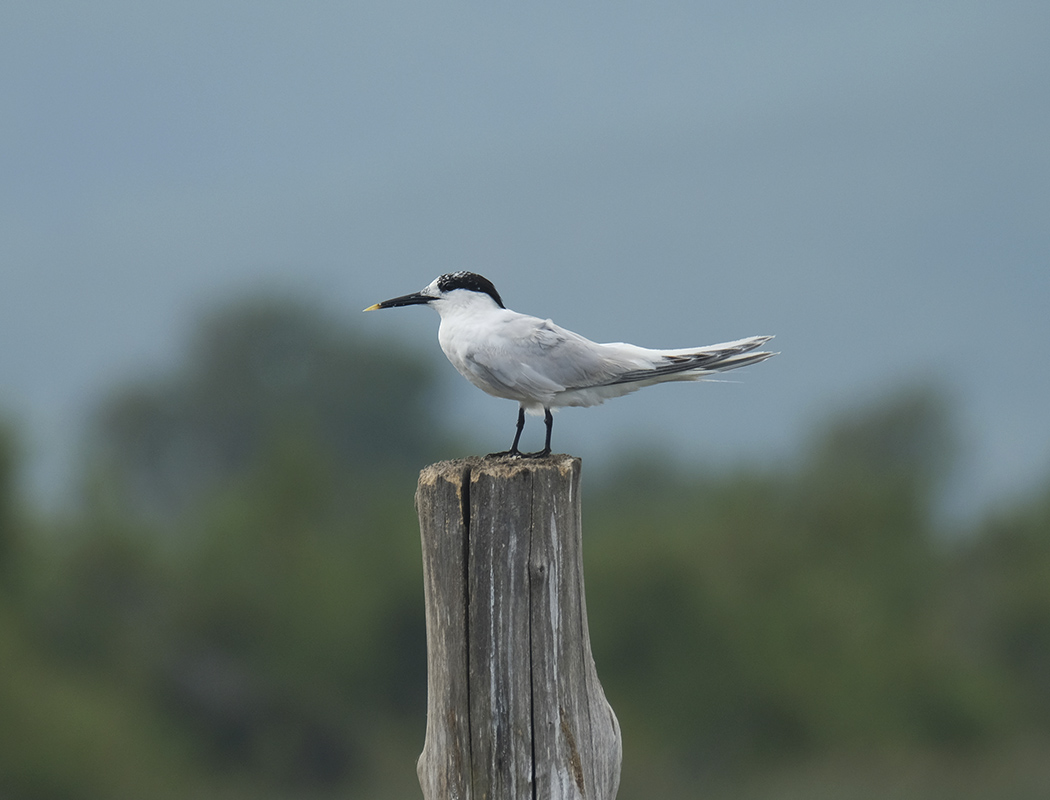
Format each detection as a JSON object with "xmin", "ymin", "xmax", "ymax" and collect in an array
[{"xmin": 3, "ymin": 2, "xmax": 1049, "ymax": 516}]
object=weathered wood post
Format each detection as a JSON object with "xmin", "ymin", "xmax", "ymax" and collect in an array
[{"xmin": 415, "ymin": 455, "xmax": 621, "ymax": 800}]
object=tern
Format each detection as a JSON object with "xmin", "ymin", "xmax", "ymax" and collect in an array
[{"xmin": 365, "ymin": 272, "xmax": 775, "ymax": 457}]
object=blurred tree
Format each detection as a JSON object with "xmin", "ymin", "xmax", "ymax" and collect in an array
[
  {"xmin": 792, "ymin": 385, "xmax": 957, "ymax": 626},
  {"xmin": 32, "ymin": 297, "xmax": 442, "ymax": 791},
  {"xmin": 0, "ymin": 423, "xmax": 17, "ymax": 590},
  {"xmin": 804, "ymin": 383, "xmax": 957, "ymax": 518},
  {"xmin": 142, "ymin": 432, "xmax": 427, "ymax": 789},
  {"xmin": 587, "ymin": 385, "xmax": 998, "ymax": 778},
  {"xmin": 12, "ymin": 341, "xmax": 1050, "ymax": 800},
  {"xmin": 951, "ymin": 481, "xmax": 1050, "ymax": 730},
  {"xmin": 86, "ymin": 296, "xmax": 447, "ymax": 522},
  {"xmin": 782, "ymin": 386, "xmax": 993, "ymax": 746}
]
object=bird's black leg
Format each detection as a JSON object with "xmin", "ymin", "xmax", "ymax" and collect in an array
[
  {"xmin": 488, "ymin": 407, "xmax": 526, "ymax": 457},
  {"xmin": 510, "ymin": 407, "xmax": 527, "ymax": 454},
  {"xmin": 524, "ymin": 408, "xmax": 553, "ymax": 458}
]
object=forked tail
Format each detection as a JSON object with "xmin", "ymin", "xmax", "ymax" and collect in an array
[{"xmin": 601, "ymin": 335, "xmax": 776, "ymax": 387}]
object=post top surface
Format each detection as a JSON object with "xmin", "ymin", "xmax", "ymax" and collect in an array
[{"xmin": 418, "ymin": 454, "xmax": 580, "ymax": 486}]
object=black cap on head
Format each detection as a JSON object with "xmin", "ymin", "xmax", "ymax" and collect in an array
[{"xmin": 436, "ymin": 272, "xmax": 505, "ymax": 308}]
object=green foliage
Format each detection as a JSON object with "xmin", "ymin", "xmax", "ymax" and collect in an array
[
  {"xmin": 0, "ymin": 606, "xmax": 201, "ymax": 800},
  {"xmin": 949, "ymin": 484, "xmax": 1050, "ymax": 729},
  {"xmin": 586, "ymin": 387, "xmax": 1017, "ymax": 778},
  {"xmin": 18, "ymin": 433, "xmax": 426, "ymax": 796},
  {"xmin": 87, "ymin": 296, "xmax": 446, "ymax": 522},
  {"xmin": 0, "ymin": 423, "xmax": 22, "ymax": 592},
  {"xmin": 2, "ymin": 300, "xmax": 1050, "ymax": 798}
]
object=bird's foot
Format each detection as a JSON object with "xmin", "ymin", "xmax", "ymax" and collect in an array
[
  {"xmin": 519, "ymin": 447, "xmax": 551, "ymax": 459},
  {"xmin": 484, "ymin": 448, "xmax": 551, "ymax": 459},
  {"xmin": 486, "ymin": 448, "xmax": 524, "ymax": 458}
]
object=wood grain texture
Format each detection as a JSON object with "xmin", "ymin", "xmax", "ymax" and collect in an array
[{"xmin": 416, "ymin": 456, "xmax": 621, "ymax": 800}]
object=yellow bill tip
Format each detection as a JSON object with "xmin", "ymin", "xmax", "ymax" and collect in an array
[{"xmin": 363, "ymin": 303, "xmax": 382, "ymax": 312}]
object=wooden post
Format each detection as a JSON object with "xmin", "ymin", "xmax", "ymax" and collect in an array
[{"xmin": 415, "ymin": 455, "xmax": 621, "ymax": 800}]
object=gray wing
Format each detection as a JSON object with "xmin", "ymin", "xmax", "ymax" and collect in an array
[{"xmin": 468, "ymin": 316, "xmax": 650, "ymax": 398}]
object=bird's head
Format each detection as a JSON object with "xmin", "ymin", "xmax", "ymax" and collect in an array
[{"xmin": 364, "ymin": 272, "xmax": 506, "ymax": 313}]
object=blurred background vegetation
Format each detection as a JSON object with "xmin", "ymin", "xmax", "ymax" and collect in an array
[{"xmin": 2, "ymin": 297, "xmax": 1049, "ymax": 800}]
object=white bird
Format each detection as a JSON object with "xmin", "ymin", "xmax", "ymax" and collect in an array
[{"xmin": 365, "ymin": 272, "xmax": 775, "ymax": 457}]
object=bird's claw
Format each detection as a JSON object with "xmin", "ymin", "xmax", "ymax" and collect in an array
[
  {"xmin": 486, "ymin": 449, "xmax": 524, "ymax": 459},
  {"xmin": 485, "ymin": 448, "xmax": 551, "ymax": 459},
  {"xmin": 521, "ymin": 448, "xmax": 552, "ymax": 459}
]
